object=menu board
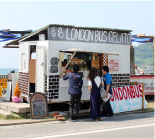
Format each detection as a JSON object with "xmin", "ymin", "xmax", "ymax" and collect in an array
[
  {"xmin": 91, "ymin": 59, "xmax": 100, "ymax": 69},
  {"xmin": 30, "ymin": 93, "xmax": 49, "ymax": 119}
]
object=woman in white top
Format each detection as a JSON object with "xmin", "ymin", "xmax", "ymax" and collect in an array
[{"xmin": 87, "ymin": 67, "xmax": 102, "ymax": 121}]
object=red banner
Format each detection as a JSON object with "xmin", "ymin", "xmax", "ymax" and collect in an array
[{"xmin": 111, "ymin": 85, "xmax": 142, "ymax": 102}]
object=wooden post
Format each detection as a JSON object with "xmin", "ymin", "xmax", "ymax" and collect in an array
[
  {"xmin": 130, "ymin": 82, "xmax": 145, "ymax": 110},
  {"xmin": 65, "ymin": 51, "xmax": 77, "ymax": 69},
  {"xmin": 142, "ymin": 83, "xmax": 144, "ymax": 110},
  {"xmin": 60, "ymin": 51, "xmax": 77, "ymax": 76},
  {"xmin": 153, "ymin": 38, "xmax": 155, "ymax": 74}
]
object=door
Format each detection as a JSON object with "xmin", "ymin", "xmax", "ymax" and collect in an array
[{"xmin": 36, "ymin": 46, "xmax": 45, "ymax": 93}]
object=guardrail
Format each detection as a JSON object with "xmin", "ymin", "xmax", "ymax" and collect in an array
[
  {"xmin": 130, "ymin": 82, "xmax": 145, "ymax": 110},
  {"xmin": 0, "ymin": 75, "xmax": 7, "ymax": 80}
]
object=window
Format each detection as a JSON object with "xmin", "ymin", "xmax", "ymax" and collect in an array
[
  {"xmin": 59, "ymin": 51, "xmax": 102, "ymax": 77},
  {"xmin": 30, "ymin": 45, "xmax": 36, "ymax": 59}
]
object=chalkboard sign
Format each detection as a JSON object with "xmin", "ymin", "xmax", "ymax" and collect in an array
[
  {"xmin": 30, "ymin": 92, "xmax": 49, "ymax": 119},
  {"xmin": 50, "ymin": 57, "xmax": 59, "ymax": 65}
]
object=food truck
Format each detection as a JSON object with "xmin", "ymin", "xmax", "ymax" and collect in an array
[
  {"xmin": 5, "ymin": 24, "xmax": 132, "ymax": 104},
  {"xmin": 5, "ymin": 24, "xmax": 147, "ymax": 113}
]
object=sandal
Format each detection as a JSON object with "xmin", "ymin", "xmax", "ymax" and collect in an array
[
  {"xmin": 98, "ymin": 117, "xmax": 102, "ymax": 121},
  {"xmin": 92, "ymin": 119, "xmax": 99, "ymax": 121}
]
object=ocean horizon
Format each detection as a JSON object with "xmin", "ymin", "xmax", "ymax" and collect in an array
[{"xmin": 0, "ymin": 68, "xmax": 19, "ymax": 75}]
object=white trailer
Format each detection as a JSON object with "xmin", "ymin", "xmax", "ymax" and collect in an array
[{"xmin": 5, "ymin": 25, "xmax": 132, "ymax": 104}]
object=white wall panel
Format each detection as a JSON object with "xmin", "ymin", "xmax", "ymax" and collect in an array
[
  {"xmin": 36, "ymin": 46, "xmax": 45, "ymax": 93},
  {"xmin": 49, "ymin": 41, "xmax": 130, "ymax": 75},
  {"xmin": 122, "ymin": 45, "xmax": 130, "ymax": 73},
  {"xmin": 19, "ymin": 42, "xmax": 29, "ymax": 73},
  {"xmin": 36, "ymin": 41, "xmax": 48, "ymax": 75}
]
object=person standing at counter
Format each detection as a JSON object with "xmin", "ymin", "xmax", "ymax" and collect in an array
[
  {"xmin": 87, "ymin": 67, "xmax": 102, "ymax": 121},
  {"xmin": 63, "ymin": 64, "xmax": 83, "ymax": 122},
  {"xmin": 102, "ymin": 66, "xmax": 114, "ymax": 118}
]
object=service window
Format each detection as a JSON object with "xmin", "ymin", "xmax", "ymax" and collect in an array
[{"xmin": 59, "ymin": 51, "xmax": 102, "ymax": 78}]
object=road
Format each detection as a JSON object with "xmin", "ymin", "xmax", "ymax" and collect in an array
[
  {"xmin": 27, "ymin": 124, "xmax": 154, "ymax": 139},
  {"xmin": 0, "ymin": 112, "xmax": 154, "ymax": 139}
]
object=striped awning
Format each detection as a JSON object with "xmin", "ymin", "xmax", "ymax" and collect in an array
[
  {"xmin": 0, "ymin": 31, "xmax": 20, "ymax": 42},
  {"xmin": 131, "ymin": 34, "xmax": 154, "ymax": 43}
]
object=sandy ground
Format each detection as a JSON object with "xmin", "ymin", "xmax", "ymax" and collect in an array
[{"xmin": 146, "ymin": 100, "xmax": 154, "ymax": 109}]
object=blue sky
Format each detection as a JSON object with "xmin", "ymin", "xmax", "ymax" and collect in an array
[{"xmin": 0, "ymin": 1, "xmax": 154, "ymax": 68}]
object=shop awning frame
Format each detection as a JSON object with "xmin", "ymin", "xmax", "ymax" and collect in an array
[{"xmin": 60, "ymin": 48, "xmax": 121, "ymax": 55}]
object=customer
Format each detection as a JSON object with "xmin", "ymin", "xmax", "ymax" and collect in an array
[
  {"xmin": 87, "ymin": 67, "xmax": 102, "ymax": 121},
  {"xmin": 135, "ymin": 64, "xmax": 143, "ymax": 75},
  {"xmin": 102, "ymin": 66, "xmax": 114, "ymax": 118},
  {"xmin": 63, "ymin": 64, "xmax": 83, "ymax": 122}
]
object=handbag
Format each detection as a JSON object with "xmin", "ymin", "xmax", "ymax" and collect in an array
[
  {"xmin": 100, "ymin": 80, "xmax": 106, "ymax": 99},
  {"xmin": 72, "ymin": 73, "xmax": 82, "ymax": 94}
]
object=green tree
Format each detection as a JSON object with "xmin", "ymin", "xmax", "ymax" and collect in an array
[{"xmin": 134, "ymin": 43, "xmax": 153, "ymax": 69}]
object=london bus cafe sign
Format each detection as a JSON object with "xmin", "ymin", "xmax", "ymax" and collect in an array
[{"xmin": 48, "ymin": 26, "xmax": 131, "ymax": 45}]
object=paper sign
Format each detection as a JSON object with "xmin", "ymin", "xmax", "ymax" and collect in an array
[
  {"xmin": 110, "ymin": 85, "xmax": 147, "ymax": 113},
  {"xmin": 108, "ymin": 59, "xmax": 119, "ymax": 71}
]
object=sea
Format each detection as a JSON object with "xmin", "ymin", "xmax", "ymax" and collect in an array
[{"xmin": 0, "ymin": 68, "xmax": 19, "ymax": 75}]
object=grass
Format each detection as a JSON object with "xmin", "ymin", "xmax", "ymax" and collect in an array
[
  {"xmin": 11, "ymin": 112, "xmax": 29, "ymax": 119},
  {"xmin": 143, "ymin": 108, "xmax": 154, "ymax": 111},
  {"xmin": 0, "ymin": 114, "xmax": 6, "ymax": 119},
  {"xmin": 0, "ymin": 113, "xmax": 20, "ymax": 120},
  {"xmin": 40, "ymin": 117, "xmax": 56, "ymax": 121},
  {"xmin": 0, "ymin": 112, "xmax": 30, "ymax": 120}
]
